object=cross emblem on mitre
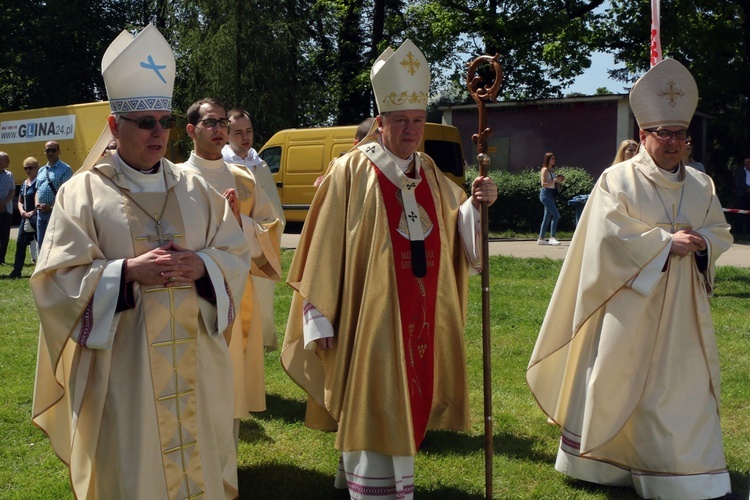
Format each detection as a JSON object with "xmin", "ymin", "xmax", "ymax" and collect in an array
[
  {"xmin": 400, "ymin": 51, "xmax": 421, "ymax": 76},
  {"xmin": 140, "ymin": 55, "xmax": 168, "ymax": 84},
  {"xmin": 657, "ymin": 79, "xmax": 684, "ymax": 108}
]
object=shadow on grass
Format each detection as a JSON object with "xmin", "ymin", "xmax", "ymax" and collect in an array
[
  {"xmin": 237, "ymin": 462, "xmax": 346, "ymax": 499},
  {"xmin": 237, "ymin": 461, "xmax": 487, "ymax": 499},
  {"xmin": 250, "ymin": 392, "xmax": 307, "ymax": 424},
  {"xmin": 729, "ymin": 469, "xmax": 750, "ymax": 497},
  {"xmin": 421, "ymin": 429, "xmax": 555, "ymax": 464},
  {"xmin": 237, "ymin": 418, "xmax": 273, "ymax": 444}
]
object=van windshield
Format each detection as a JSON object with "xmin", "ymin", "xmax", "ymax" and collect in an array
[
  {"xmin": 259, "ymin": 146, "xmax": 281, "ymax": 174},
  {"xmin": 424, "ymin": 140, "xmax": 464, "ymax": 177}
]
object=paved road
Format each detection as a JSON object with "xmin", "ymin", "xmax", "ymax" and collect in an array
[
  {"xmin": 12, "ymin": 227, "xmax": 746, "ymax": 268},
  {"xmin": 281, "ymin": 234, "xmax": 749, "ymax": 268}
]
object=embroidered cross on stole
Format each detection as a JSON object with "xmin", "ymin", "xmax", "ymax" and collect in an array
[
  {"xmin": 358, "ymin": 142, "xmax": 429, "ymax": 277},
  {"xmin": 123, "ymin": 192, "xmax": 208, "ymax": 499},
  {"xmin": 362, "ymin": 141, "xmax": 441, "ymax": 449}
]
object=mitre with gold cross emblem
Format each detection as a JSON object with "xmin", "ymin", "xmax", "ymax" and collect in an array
[
  {"xmin": 630, "ymin": 58, "xmax": 698, "ymax": 130},
  {"xmin": 371, "ymin": 39, "xmax": 431, "ymax": 114}
]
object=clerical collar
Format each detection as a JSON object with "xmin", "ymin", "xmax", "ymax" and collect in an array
[
  {"xmin": 379, "ymin": 138, "xmax": 414, "ymax": 173},
  {"xmin": 117, "ymin": 152, "xmax": 161, "ymax": 174},
  {"xmin": 113, "ymin": 152, "xmax": 166, "ymax": 193},
  {"xmin": 188, "ymin": 151, "xmax": 226, "ymax": 170}
]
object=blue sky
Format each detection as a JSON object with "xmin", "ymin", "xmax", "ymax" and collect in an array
[{"xmin": 564, "ymin": 51, "xmax": 630, "ymax": 95}]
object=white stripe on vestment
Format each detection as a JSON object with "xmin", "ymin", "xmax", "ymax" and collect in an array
[{"xmin": 335, "ymin": 451, "xmax": 415, "ymax": 500}]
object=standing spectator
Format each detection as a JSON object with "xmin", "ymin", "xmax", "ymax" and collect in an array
[
  {"xmin": 733, "ymin": 156, "xmax": 750, "ymax": 234},
  {"xmin": 612, "ymin": 139, "xmax": 638, "ymax": 165},
  {"xmin": 35, "ymin": 140, "xmax": 72, "ymax": 248},
  {"xmin": 537, "ymin": 151, "xmax": 564, "ymax": 246},
  {"xmin": 8, "ymin": 157, "xmax": 39, "ymax": 278},
  {"xmin": 0, "ymin": 152, "xmax": 14, "ymax": 265},
  {"xmin": 222, "ymin": 108, "xmax": 285, "ymax": 351},
  {"xmin": 527, "ymin": 59, "xmax": 733, "ymax": 499},
  {"xmin": 683, "ymin": 133, "xmax": 706, "ymax": 172},
  {"xmin": 30, "ymin": 24, "xmax": 250, "ymax": 498},
  {"xmin": 281, "ymin": 39, "xmax": 496, "ymax": 499}
]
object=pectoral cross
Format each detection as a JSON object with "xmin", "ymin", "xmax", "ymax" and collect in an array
[
  {"xmin": 655, "ymin": 204, "xmax": 690, "ymax": 234},
  {"xmin": 136, "ymin": 214, "xmax": 182, "ymax": 246}
]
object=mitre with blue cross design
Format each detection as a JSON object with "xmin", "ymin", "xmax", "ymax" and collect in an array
[
  {"xmin": 629, "ymin": 58, "xmax": 698, "ymax": 130},
  {"xmin": 371, "ymin": 39, "xmax": 430, "ymax": 114},
  {"xmin": 101, "ymin": 24, "xmax": 175, "ymax": 114}
]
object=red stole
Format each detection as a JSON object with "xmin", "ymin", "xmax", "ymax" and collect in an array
[{"xmin": 375, "ymin": 165, "xmax": 440, "ymax": 450}]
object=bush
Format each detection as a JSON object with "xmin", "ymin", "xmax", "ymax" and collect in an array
[{"xmin": 465, "ymin": 166, "xmax": 595, "ymax": 233}]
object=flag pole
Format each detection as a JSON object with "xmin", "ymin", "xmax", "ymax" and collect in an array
[
  {"xmin": 466, "ymin": 53, "xmax": 502, "ymax": 500},
  {"xmin": 650, "ymin": 0, "xmax": 662, "ymax": 67}
]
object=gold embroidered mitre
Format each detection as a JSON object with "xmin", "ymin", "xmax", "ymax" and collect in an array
[
  {"xmin": 630, "ymin": 58, "xmax": 698, "ymax": 130},
  {"xmin": 370, "ymin": 39, "xmax": 430, "ymax": 114}
]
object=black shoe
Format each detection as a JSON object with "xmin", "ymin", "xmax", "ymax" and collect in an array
[{"xmin": 8, "ymin": 272, "xmax": 21, "ymax": 278}]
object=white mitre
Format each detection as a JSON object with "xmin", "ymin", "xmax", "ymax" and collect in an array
[
  {"xmin": 101, "ymin": 24, "xmax": 175, "ymax": 113},
  {"xmin": 630, "ymin": 58, "xmax": 698, "ymax": 129},
  {"xmin": 371, "ymin": 39, "xmax": 430, "ymax": 114}
]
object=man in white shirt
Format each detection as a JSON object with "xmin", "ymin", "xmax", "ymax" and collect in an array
[{"xmin": 222, "ymin": 108, "xmax": 285, "ymax": 351}]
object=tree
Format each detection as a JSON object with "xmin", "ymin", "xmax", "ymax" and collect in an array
[
  {"xmin": 598, "ymin": 0, "xmax": 750, "ymax": 198},
  {"xmin": 398, "ymin": 0, "xmax": 607, "ymax": 101},
  {"xmin": 0, "ymin": 0, "xmax": 120, "ymax": 111}
]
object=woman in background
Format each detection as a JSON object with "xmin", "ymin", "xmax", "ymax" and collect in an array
[
  {"xmin": 683, "ymin": 134, "xmax": 706, "ymax": 172},
  {"xmin": 9, "ymin": 157, "xmax": 39, "ymax": 278},
  {"xmin": 538, "ymin": 152, "xmax": 564, "ymax": 246},
  {"xmin": 612, "ymin": 139, "xmax": 638, "ymax": 165}
]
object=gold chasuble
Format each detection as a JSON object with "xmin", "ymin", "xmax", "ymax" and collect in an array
[
  {"xmin": 31, "ymin": 158, "xmax": 250, "ymax": 499},
  {"xmin": 282, "ymin": 142, "xmax": 470, "ymax": 457},
  {"xmin": 527, "ymin": 150, "xmax": 733, "ymax": 495}
]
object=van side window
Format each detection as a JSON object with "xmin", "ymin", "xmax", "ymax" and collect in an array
[
  {"xmin": 424, "ymin": 140, "xmax": 464, "ymax": 177},
  {"xmin": 259, "ymin": 146, "xmax": 282, "ymax": 174}
]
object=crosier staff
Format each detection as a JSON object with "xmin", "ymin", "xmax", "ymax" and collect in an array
[{"xmin": 466, "ymin": 53, "xmax": 502, "ymax": 500}]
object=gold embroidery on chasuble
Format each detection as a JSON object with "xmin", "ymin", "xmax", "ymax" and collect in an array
[{"xmin": 123, "ymin": 191, "xmax": 207, "ymax": 499}]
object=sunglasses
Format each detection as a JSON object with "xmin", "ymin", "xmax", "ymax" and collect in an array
[
  {"xmin": 120, "ymin": 116, "xmax": 176, "ymax": 130},
  {"xmin": 24, "ymin": 167, "xmax": 35, "ymax": 171},
  {"xmin": 44, "ymin": 148, "xmax": 58, "ymax": 153}
]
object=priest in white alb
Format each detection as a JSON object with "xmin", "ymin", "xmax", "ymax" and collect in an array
[
  {"xmin": 179, "ymin": 98, "xmax": 282, "ymax": 427},
  {"xmin": 527, "ymin": 59, "xmax": 734, "ymax": 499},
  {"xmin": 30, "ymin": 25, "xmax": 250, "ymax": 499},
  {"xmin": 281, "ymin": 40, "xmax": 497, "ymax": 499}
]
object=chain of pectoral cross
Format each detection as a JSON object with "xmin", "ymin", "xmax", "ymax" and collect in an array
[
  {"xmin": 120, "ymin": 186, "xmax": 182, "ymax": 245},
  {"xmin": 653, "ymin": 183, "xmax": 686, "ymax": 234}
]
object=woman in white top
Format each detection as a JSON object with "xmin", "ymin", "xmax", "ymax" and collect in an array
[{"xmin": 538, "ymin": 152, "xmax": 564, "ymax": 245}]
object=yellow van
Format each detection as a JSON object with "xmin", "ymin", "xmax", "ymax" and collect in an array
[
  {"xmin": 258, "ymin": 123, "xmax": 466, "ymax": 222},
  {"xmin": 0, "ymin": 101, "xmax": 186, "ymax": 188}
]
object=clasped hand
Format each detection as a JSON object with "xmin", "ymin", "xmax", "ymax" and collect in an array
[
  {"xmin": 126, "ymin": 242, "xmax": 207, "ymax": 286},
  {"xmin": 670, "ymin": 227, "xmax": 706, "ymax": 257}
]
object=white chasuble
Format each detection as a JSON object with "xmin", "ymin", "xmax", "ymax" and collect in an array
[
  {"xmin": 31, "ymin": 157, "xmax": 250, "ymax": 499},
  {"xmin": 527, "ymin": 150, "xmax": 733, "ymax": 499}
]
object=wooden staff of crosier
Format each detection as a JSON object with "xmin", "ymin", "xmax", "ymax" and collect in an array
[{"xmin": 466, "ymin": 53, "xmax": 502, "ymax": 500}]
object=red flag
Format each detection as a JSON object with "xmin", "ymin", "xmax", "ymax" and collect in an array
[{"xmin": 650, "ymin": 0, "xmax": 662, "ymax": 67}]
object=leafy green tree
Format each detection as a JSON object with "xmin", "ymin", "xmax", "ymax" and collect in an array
[
  {"xmin": 598, "ymin": 0, "xmax": 750, "ymax": 198},
  {"xmin": 0, "ymin": 0, "xmax": 120, "ymax": 111}
]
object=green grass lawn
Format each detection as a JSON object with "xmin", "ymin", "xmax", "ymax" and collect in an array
[{"xmin": 1, "ymin": 243, "xmax": 748, "ymax": 499}]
